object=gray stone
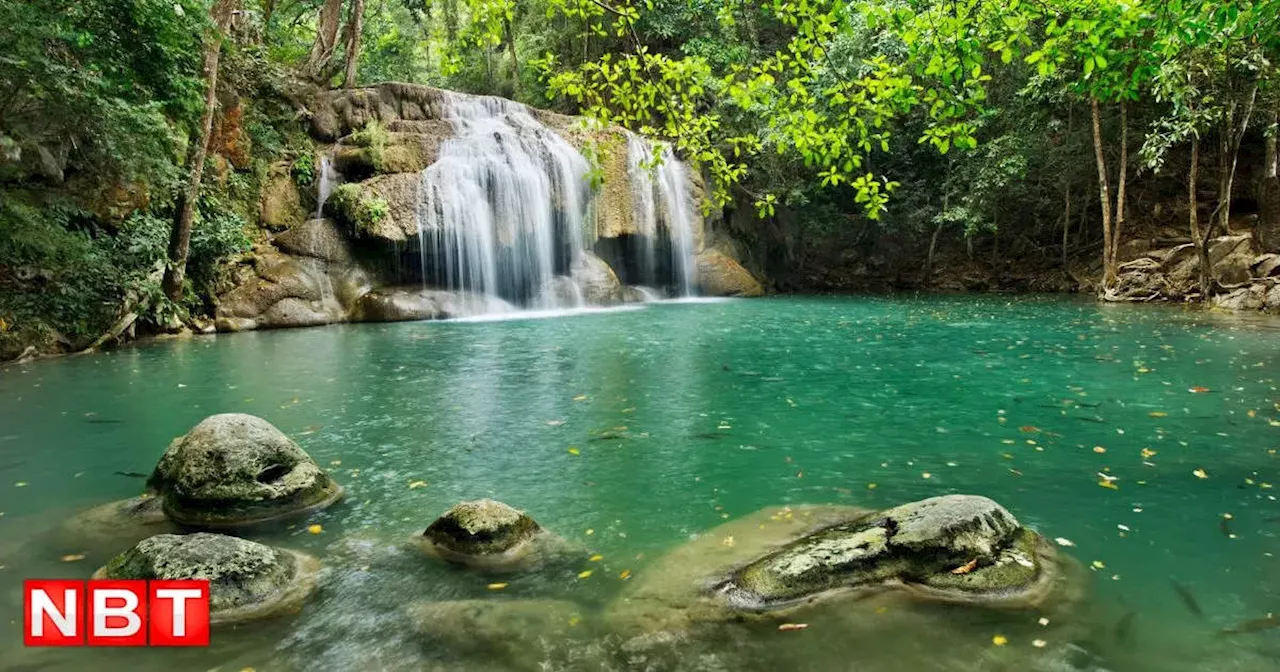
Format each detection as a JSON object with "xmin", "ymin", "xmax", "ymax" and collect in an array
[
  {"xmin": 95, "ymin": 533, "xmax": 319, "ymax": 624},
  {"xmin": 155, "ymin": 414, "xmax": 343, "ymax": 528},
  {"xmin": 274, "ymin": 218, "xmax": 352, "ymax": 264},
  {"xmin": 882, "ymin": 494, "xmax": 1020, "ymax": 557},
  {"xmin": 571, "ymin": 253, "xmax": 623, "ymax": 304},
  {"xmin": 696, "ymin": 248, "xmax": 763, "ymax": 297},
  {"xmin": 419, "ymin": 499, "xmax": 547, "ymax": 570}
]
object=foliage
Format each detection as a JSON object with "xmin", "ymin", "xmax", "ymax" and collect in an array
[{"xmin": 330, "ymin": 183, "xmax": 389, "ymax": 234}]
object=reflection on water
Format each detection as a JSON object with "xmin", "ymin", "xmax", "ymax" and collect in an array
[{"xmin": 1, "ymin": 296, "xmax": 1279, "ymax": 670}]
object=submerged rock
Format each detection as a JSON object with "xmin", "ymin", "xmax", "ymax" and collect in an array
[
  {"xmin": 418, "ymin": 499, "xmax": 559, "ymax": 570},
  {"xmin": 60, "ymin": 493, "xmax": 180, "ymax": 551},
  {"xmin": 351, "ymin": 287, "xmax": 513, "ymax": 322},
  {"xmin": 609, "ymin": 498, "xmax": 1081, "ymax": 638},
  {"xmin": 714, "ymin": 495, "xmax": 1058, "ymax": 610},
  {"xmin": 94, "ymin": 532, "xmax": 319, "ymax": 624},
  {"xmin": 155, "ymin": 413, "xmax": 343, "ymax": 528},
  {"xmin": 405, "ymin": 599, "xmax": 587, "ymax": 664}
]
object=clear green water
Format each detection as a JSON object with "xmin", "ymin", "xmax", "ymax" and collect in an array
[{"xmin": 1, "ymin": 296, "xmax": 1278, "ymax": 671}]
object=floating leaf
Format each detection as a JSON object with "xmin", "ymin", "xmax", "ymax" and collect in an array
[
  {"xmin": 1033, "ymin": 639, "xmax": 1047, "ymax": 648},
  {"xmin": 307, "ymin": 524, "xmax": 323, "ymax": 534},
  {"xmin": 778, "ymin": 623, "xmax": 809, "ymax": 632},
  {"xmin": 619, "ymin": 569, "xmax": 632, "ymax": 580},
  {"xmin": 1149, "ymin": 412, "xmax": 1168, "ymax": 418},
  {"xmin": 1090, "ymin": 560, "xmax": 1106, "ymax": 570},
  {"xmin": 546, "ymin": 419, "xmax": 566, "ymax": 426},
  {"xmin": 408, "ymin": 480, "xmax": 427, "ymax": 489},
  {"xmin": 568, "ymin": 614, "xmax": 582, "ymax": 627},
  {"xmin": 1098, "ymin": 480, "xmax": 1119, "ymax": 490},
  {"xmin": 951, "ymin": 558, "xmax": 978, "ymax": 574},
  {"xmin": 1054, "ymin": 538, "xmax": 1075, "ymax": 547},
  {"xmin": 922, "ymin": 472, "xmax": 933, "ymax": 479},
  {"xmin": 992, "ymin": 635, "xmax": 1008, "ymax": 646},
  {"xmin": 722, "ymin": 536, "xmax": 735, "ymax": 547},
  {"xmin": 577, "ymin": 570, "xmax": 593, "ymax": 579},
  {"xmin": 589, "ymin": 554, "xmax": 603, "ymax": 562},
  {"xmin": 14, "ymin": 482, "xmax": 26, "ymax": 487},
  {"xmin": 573, "ymin": 395, "xmax": 588, "ymax": 401},
  {"xmin": 567, "ymin": 447, "xmax": 580, "ymax": 456},
  {"xmin": 585, "ymin": 528, "xmax": 594, "ymax": 535},
  {"xmin": 1141, "ymin": 447, "xmax": 1157, "ymax": 459},
  {"xmin": 60, "ymin": 554, "xmax": 86, "ymax": 562},
  {"xmin": 1020, "ymin": 426, "xmax": 1040, "ymax": 433},
  {"xmin": 487, "ymin": 583, "xmax": 508, "ymax": 590},
  {"xmin": 1038, "ymin": 617, "xmax": 1050, "ymax": 626},
  {"xmin": 1193, "ymin": 468, "xmax": 1208, "ymax": 479},
  {"xmin": 1093, "ymin": 446, "xmax": 1107, "ymax": 454},
  {"xmin": 1189, "ymin": 387, "xmax": 1210, "ymax": 393},
  {"xmin": 867, "ymin": 482, "xmax": 877, "ymax": 489}
]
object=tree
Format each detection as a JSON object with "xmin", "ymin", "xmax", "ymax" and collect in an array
[
  {"xmin": 305, "ymin": 0, "xmax": 344, "ymax": 79},
  {"xmin": 162, "ymin": 0, "xmax": 240, "ymax": 302},
  {"xmin": 343, "ymin": 0, "xmax": 367, "ymax": 87}
]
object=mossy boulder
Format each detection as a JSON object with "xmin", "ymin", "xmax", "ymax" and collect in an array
[
  {"xmin": 712, "ymin": 495, "xmax": 1061, "ymax": 611},
  {"xmin": 418, "ymin": 499, "xmax": 554, "ymax": 570},
  {"xmin": 695, "ymin": 248, "xmax": 764, "ymax": 297},
  {"xmin": 260, "ymin": 167, "xmax": 308, "ymax": 232},
  {"xmin": 94, "ymin": 533, "xmax": 319, "ymax": 624},
  {"xmin": 327, "ymin": 175, "xmax": 418, "ymax": 242},
  {"xmin": 273, "ymin": 218, "xmax": 352, "ymax": 264},
  {"xmin": 154, "ymin": 413, "xmax": 343, "ymax": 528}
]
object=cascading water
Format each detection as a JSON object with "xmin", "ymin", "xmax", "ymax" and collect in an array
[
  {"xmin": 315, "ymin": 154, "xmax": 339, "ymax": 219},
  {"xmin": 415, "ymin": 93, "xmax": 591, "ymax": 308},
  {"xmin": 625, "ymin": 135, "xmax": 698, "ymax": 296}
]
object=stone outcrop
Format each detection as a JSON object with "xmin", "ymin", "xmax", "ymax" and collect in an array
[
  {"xmin": 696, "ymin": 248, "xmax": 765, "ymax": 297},
  {"xmin": 1108, "ymin": 232, "xmax": 1280, "ymax": 310},
  {"xmin": 153, "ymin": 413, "xmax": 344, "ymax": 528},
  {"xmin": 95, "ymin": 533, "xmax": 319, "ymax": 624},
  {"xmin": 351, "ymin": 287, "xmax": 514, "ymax": 322},
  {"xmin": 607, "ymin": 497, "xmax": 1079, "ymax": 637}
]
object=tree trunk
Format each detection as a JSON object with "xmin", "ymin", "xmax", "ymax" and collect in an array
[
  {"xmin": 1062, "ymin": 107, "xmax": 1073, "ymax": 267},
  {"xmin": 162, "ymin": 0, "xmax": 238, "ymax": 302},
  {"xmin": 1220, "ymin": 83, "xmax": 1258, "ymax": 235},
  {"xmin": 1090, "ymin": 98, "xmax": 1115, "ymax": 289},
  {"xmin": 926, "ymin": 221, "xmax": 943, "ymax": 281},
  {"xmin": 1112, "ymin": 99, "xmax": 1128, "ymax": 272},
  {"xmin": 1188, "ymin": 136, "xmax": 1212, "ymax": 299},
  {"xmin": 305, "ymin": 0, "xmax": 343, "ymax": 79},
  {"xmin": 1261, "ymin": 105, "xmax": 1280, "ymax": 252},
  {"xmin": 504, "ymin": 17, "xmax": 520, "ymax": 97},
  {"xmin": 342, "ymin": 0, "xmax": 365, "ymax": 88}
]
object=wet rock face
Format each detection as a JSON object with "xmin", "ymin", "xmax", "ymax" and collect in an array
[
  {"xmin": 713, "ymin": 495, "xmax": 1051, "ymax": 610},
  {"xmin": 96, "ymin": 533, "xmax": 319, "ymax": 622},
  {"xmin": 421, "ymin": 499, "xmax": 543, "ymax": 567},
  {"xmin": 155, "ymin": 414, "xmax": 343, "ymax": 528}
]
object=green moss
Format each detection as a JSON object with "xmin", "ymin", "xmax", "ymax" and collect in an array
[
  {"xmin": 329, "ymin": 183, "xmax": 390, "ymax": 235},
  {"xmin": 348, "ymin": 120, "xmax": 389, "ymax": 171}
]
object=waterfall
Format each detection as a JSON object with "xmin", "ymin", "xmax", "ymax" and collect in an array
[
  {"xmin": 315, "ymin": 154, "xmax": 339, "ymax": 219},
  {"xmin": 415, "ymin": 93, "xmax": 590, "ymax": 307},
  {"xmin": 625, "ymin": 135, "xmax": 698, "ymax": 296}
]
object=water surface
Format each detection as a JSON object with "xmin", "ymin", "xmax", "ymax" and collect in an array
[{"xmin": 1, "ymin": 296, "xmax": 1278, "ymax": 670}]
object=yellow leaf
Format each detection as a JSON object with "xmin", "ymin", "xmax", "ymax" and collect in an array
[
  {"xmin": 568, "ymin": 614, "xmax": 582, "ymax": 627},
  {"xmin": 1038, "ymin": 617, "xmax": 1050, "ymax": 626},
  {"xmin": 14, "ymin": 482, "xmax": 27, "ymax": 487},
  {"xmin": 1098, "ymin": 480, "xmax": 1119, "ymax": 490},
  {"xmin": 60, "ymin": 554, "xmax": 86, "ymax": 562},
  {"xmin": 867, "ymin": 482, "xmax": 877, "ymax": 489},
  {"xmin": 922, "ymin": 472, "xmax": 932, "ymax": 479},
  {"xmin": 992, "ymin": 635, "xmax": 1008, "ymax": 646},
  {"xmin": 577, "ymin": 570, "xmax": 593, "ymax": 579},
  {"xmin": 1093, "ymin": 446, "xmax": 1107, "ymax": 454},
  {"xmin": 1148, "ymin": 411, "xmax": 1167, "ymax": 418},
  {"xmin": 585, "ymin": 528, "xmax": 594, "ymax": 535},
  {"xmin": 1090, "ymin": 560, "xmax": 1105, "ymax": 570},
  {"xmin": 1193, "ymin": 468, "xmax": 1208, "ymax": 479},
  {"xmin": 589, "ymin": 554, "xmax": 603, "ymax": 562},
  {"xmin": 573, "ymin": 394, "xmax": 588, "ymax": 401},
  {"xmin": 1141, "ymin": 447, "xmax": 1157, "ymax": 459},
  {"xmin": 1033, "ymin": 639, "xmax": 1047, "ymax": 648},
  {"xmin": 307, "ymin": 524, "xmax": 323, "ymax": 534},
  {"xmin": 778, "ymin": 623, "xmax": 809, "ymax": 631},
  {"xmin": 408, "ymin": 480, "xmax": 427, "ymax": 489},
  {"xmin": 619, "ymin": 569, "xmax": 632, "ymax": 580},
  {"xmin": 487, "ymin": 583, "xmax": 509, "ymax": 590},
  {"xmin": 567, "ymin": 447, "xmax": 580, "ymax": 455}
]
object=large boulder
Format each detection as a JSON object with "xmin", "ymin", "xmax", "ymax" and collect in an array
[
  {"xmin": 94, "ymin": 533, "xmax": 319, "ymax": 624},
  {"xmin": 260, "ymin": 166, "xmax": 307, "ymax": 232},
  {"xmin": 696, "ymin": 248, "xmax": 764, "ymax": 297},
  {"xmin": 274, "ymin": 218, "xmax": 352, "ymax": 264},
  {"xmin": 154, "ymin": 414, "xmax": 343, "ymax": 528},
  {"xmin": 571, "ymin": 253, "xmax": 624, "ymax": 304},
  {"xmin": 417, "ymin": 499, "xmax": 564, "ymax": 571},
  {"xmin": 350, "ymin": 288, "xmax": 514, "ymax": 322},
  {"xmin": 714, "ymin": 495, "xmax": 1055, "ymax": 611}
]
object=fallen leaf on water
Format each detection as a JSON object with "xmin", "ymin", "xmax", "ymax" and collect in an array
[
  {"xmin": 1038, "ymin": 617, "xmax": 1050, "ymax": 626},
  {"xmin": 1141, "ymin": 447, "xmax": 1157, "ymax": 459},
  {"xmin": 585, "ymin": 528, "xmax": 594, "ymax": 535},
  {"xmin": 1093, "ymin": 446, "xmax": 1107, "ymax": 454},
  {"xmin": 589, "ymin": 554, "xmax": 603, "ymax": 562},
  {"xmin": 546, "ymin": 419, "xmax": 565, "ymax": 426},
  {"xmin": 568, "ymin": 614, "xmax": 582, "ymax": 627},
  {"xmin": 60, "ymin": 554, "xmax": 85, "ymax": 562},
  {"xmin": 408, "ymin": 480, "xmax": 427, "ymax": 489},
  {"xmin": 1090, "ymin": 560, "xmax": 1105, "ymax": 570},
  {"xmin": 1149, "ymin": 411, "xmax": 1167, "ymax": 418},
  {"xmin": 573, "ymin": 395, "xmax": 588, "ymax": 401},
  {"xmin": 992, "ymin": 635, "xmax": 1008, "ymax": 646},
  {"xmin": 487, "ymin": 583, "xmax": 508, "ymax": 590},
  {"xmin": 567, "ymin": 447, "xmax": 580, "ymax": 455},
  {"xmin": 1054, "ymin": 538, "xmax": 1075, "ymax": 547},
  {"xmin": 1098, "ymin": 480, "xmax": 1119, "ymax": 490},
  {"xmin": 1033, "ymin": 639, "xmax": 1047, "ymax": 648},
  {"xmin": 722, "ymin": 536, "xmax": 735, "ymax": 547},
  {"xmin": 922, "ymin": 472, "xmax": 933, "ymax": 479},
  {"xmin": 329, "ymin": 460, "xmax": 342, "ymax": 466},
  {"xmin": 307, "ymin": 524, "xmax": 323, "ymax": 535},
  {"xmin": 951, "ymin": 558, "xmax": 978, "ymax": 574},
  {"xmin": 1193, "ymin": 468, "xmax": 1208, "ymax": 479},
  {"xmin": 796, "ymin": 471, "xmax": 804, "ymax": 479},
  {"xmin": 1020, "ymin": 426, "xmax": 1040, "ymax": 433},
  {"xmin": 1189, "ymin": 387, "xmax": 1210, "ymax": 393},
  {"xmin": 619, "ymin": 570, "xmax": 632, "ymax": 580},
  {"xmin": 778, "ymin": 623, "xmax": 809, "ymax": 632},
  {"xmin": 577, "ymin": 570, "xmax": 593, "ymax": 579},
  {"xmin": 867, "ymin": 482, "xmax": 877, "ymax": 489},
  {"xmin": 14, "ymin": 482, "xmax": 26, "ymax": 487}
]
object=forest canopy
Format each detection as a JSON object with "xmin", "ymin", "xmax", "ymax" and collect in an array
[{"xmin": 2, "ymin": 0, "xmax": 1279, "ymax": 354}]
